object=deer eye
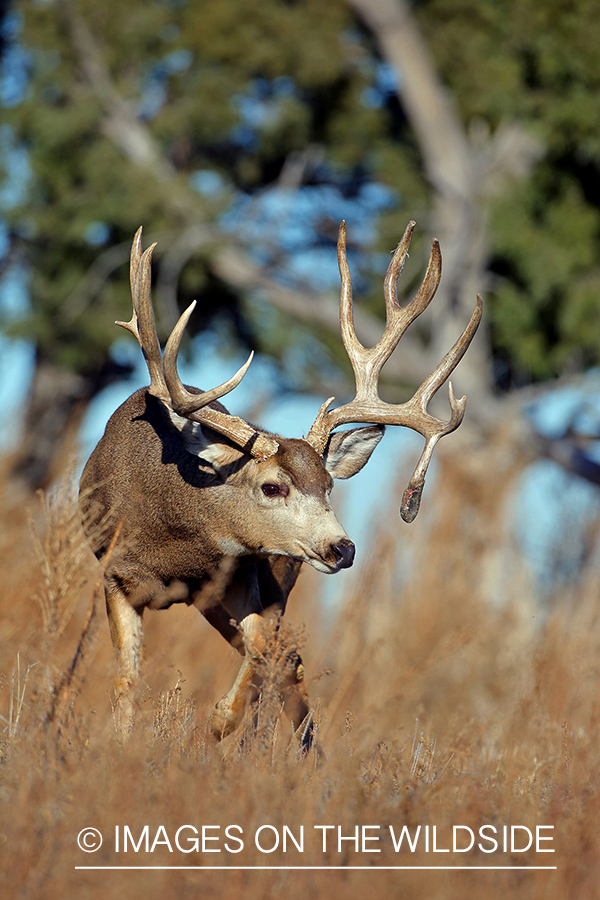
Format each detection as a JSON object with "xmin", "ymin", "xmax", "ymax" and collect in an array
[{"xmin": 262, "ymin": 482, "xmax": 286, "ymax": 497}]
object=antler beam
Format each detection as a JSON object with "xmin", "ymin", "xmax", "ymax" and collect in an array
[
  {"xmin": 117, "ymin": 228, "xmax": 279, "ymax": 460},
  {"xmin": 306, "ymin": 221, "xmax": 483, "ymax": 522}
]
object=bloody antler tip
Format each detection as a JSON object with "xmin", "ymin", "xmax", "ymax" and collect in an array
[{"xmin": 400, "ymin": 481, "xmax": 424, "ymax": 523}]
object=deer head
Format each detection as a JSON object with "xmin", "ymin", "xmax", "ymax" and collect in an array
[{"xmin": 120, "ymin": 222, "xmax": 481, "ymax": 526}]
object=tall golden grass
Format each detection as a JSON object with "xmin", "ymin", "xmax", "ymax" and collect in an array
[{"xmin": 0, "ymin": 433, "xmax": 599, "ymax": 900}]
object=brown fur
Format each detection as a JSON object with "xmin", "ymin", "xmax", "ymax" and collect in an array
[{"xmin": 80, "ymin": 386, "xmax": 383, "ymax": 743}]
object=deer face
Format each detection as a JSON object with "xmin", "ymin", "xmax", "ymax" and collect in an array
[
  {"xmin": 169, "ymin": 411, "xmax": 384, "ymax": 573},
  {"xmin": 244, "ymin": 443, "xmax": 355, "ymax": 574}
]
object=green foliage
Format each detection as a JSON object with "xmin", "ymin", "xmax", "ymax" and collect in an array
[
  {"xmin": 3, "ymin": 0, "xmax": 394, "ymax": 374},
  {"xmin": 490, "ymin": 174, "xmax": 600, "ymax": 377},
  {"xmin": 3, "ymin": 0, "xmax": 406, "ymax": 379},
  {"xmin": 418, "ymin": 0, "xmax": 600, "ymax": 381},
  {"xmin": 3, "ymin": 0, "xmax": 600, "ymax": 391}
]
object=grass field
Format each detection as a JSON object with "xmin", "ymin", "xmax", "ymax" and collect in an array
[{"xmin": 1, "ymin": 440, "xmax": 599, "ymax": 900}]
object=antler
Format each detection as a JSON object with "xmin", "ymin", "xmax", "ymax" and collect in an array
[
  {"xmin": 116, "ymin": 228, "xmax": 279, "ymax": 459},
  {"xmin": 306, "ymin": 221, "xmax": 483, "ymax": 523}
]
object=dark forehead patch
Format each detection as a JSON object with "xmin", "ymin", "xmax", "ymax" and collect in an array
[{"xmin": 272, "ymin": 438, "xmax": 333, "ymax": 496}]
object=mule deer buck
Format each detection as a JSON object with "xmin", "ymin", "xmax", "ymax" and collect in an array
[{"xmin": 80, "ymin": 222, "xmax": 482, "ymax": 745}]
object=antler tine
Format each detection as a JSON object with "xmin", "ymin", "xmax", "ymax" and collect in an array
[
  {"xmin": 375, "ymin": 230, "xmax": 442, "ymax": 375},
  {"xmin": 134, "ymin": 242, "xmax": 167, "ymax": 399},
  {"xmin": 397, "ymin": 296, "xmax": 482, "ymax": 523},
  {"xmin": 383, "ymin": 220, "xmax": 414, "ymax": 320},
  {"xmin": 338, "ymin": 221, "xmax": 364, "ymax": 361},
  {"xmin": 164, "ymin": 301, "xmax": 255, "ymax": 414},
  {"xmin": 117, "ymin": 226, "xmax": 147, "ymax": 341},
  {"xmin": 414, "ymin": 294, "xmax": 483, "ymax": 415},
  {"xmin": 382, "ymin": 299, "xmax": 482, "ymax": 524},
  {"xmin": 116, "ymin": 226, "xmax": 143, "ymax": 342},
  {"xmin": 129, "ymin": 225, "xmax": 143, "ymax": 296},
  {"xmin": 408, "ymin": 237, "xmax": 442, "ymax": 323},
  {"xmin": 304, "ymin": 223, "xmax": 361, "ymax": 451},
  {"xmin": 163, "ymin": 300, "xmax": 278, "ymax": 457},
  {"xmin": 116, "ymin": 229, "xmax": 167, "ymax": 400}
]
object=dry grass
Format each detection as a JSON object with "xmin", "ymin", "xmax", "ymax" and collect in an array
[{"xmin": 0, "ymin": 437, "xmax": 599, "ymax": 900}]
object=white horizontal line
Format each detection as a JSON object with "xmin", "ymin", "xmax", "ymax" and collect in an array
[{"xmin": 75, "ymin": 865, "xmax": 558, "ymax": 871}]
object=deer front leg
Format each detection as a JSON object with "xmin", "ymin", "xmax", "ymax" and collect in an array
[
  {"xmin": 210, "ymin": 655, "xmax": 257, "ymax": 740},
  {"xmin": 209, "ymin": 610, "xmax": 310, "ymax": 745},
  {"xmin": 209, "ymin": 612, "xmax": 270, "ymax": 741},
  {"xmin": 256, "ymin": 557, "xmax": 312, "ymax": 747},
  {"xmin": 200, "ymin": 560, "xmax": 310, "ymax": 745},
  {"xmin": 105, "ymin": 581, "xmax": 144, "ymax": 739}
]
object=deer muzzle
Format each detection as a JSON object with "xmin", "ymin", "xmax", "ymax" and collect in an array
[{"xmin": 330, "ymin": 537, "xmax": 356, "ymax": 570}]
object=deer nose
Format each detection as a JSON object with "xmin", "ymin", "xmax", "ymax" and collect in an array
[{"xmin": 331, "ymin": 538, "xmax": 355, "ymax": 569}]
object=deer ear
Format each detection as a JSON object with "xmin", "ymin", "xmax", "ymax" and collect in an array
[
  {"xmin": 323, "ymin": 425, "xmax": 385, "ymax": 480},
  {"xmin": 166, "ymin": 408, "xmax": 246, "ymax": 471}
]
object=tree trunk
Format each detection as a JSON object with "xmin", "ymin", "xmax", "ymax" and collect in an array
[
  {"xmin": 11, "ymin": 356, "xmax": 96, "ymax": 490},
  {"xmin": 349, "ymin": 0, "xmax": 540, "ymax": 407}
]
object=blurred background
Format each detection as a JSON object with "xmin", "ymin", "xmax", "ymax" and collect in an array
[{"xmin": 1, "ymin": 0, "xmax": 600, "ymax": 603}]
